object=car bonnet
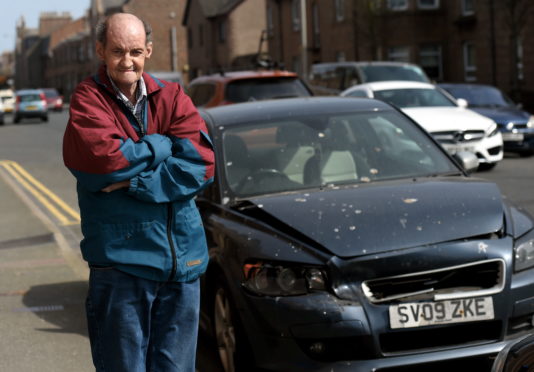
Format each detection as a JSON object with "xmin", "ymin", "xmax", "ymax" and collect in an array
[
  {"xmin": 471, "ymin": 107, "xmax": 530, "ymax": 125},
  {"xmin": 249, "ymin": 178, "xmax": 504, "ymax": 258},
  {"xmin": 402, "ymin": 107, "xmax": 495, "ymax": 133}
]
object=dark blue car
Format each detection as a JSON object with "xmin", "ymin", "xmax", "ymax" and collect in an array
[
  {"xmin": 197, "ymin": 97, "xmax": 534, "ymax": 372},
  {"xmin": 439, "ymin": 83, "xmax": 534, "ymax": 156}
]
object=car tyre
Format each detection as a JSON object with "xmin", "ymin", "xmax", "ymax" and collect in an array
[
  {"xmin": 213, "ymin": 276, "xmax": 254, "ymax": 372},
  {"xmin": 518, "ymin": 151, "xmax": 534, "ymax": 158},
  {"xmin": 13, "ymin": 116, "xmax": 20, "ymax": 124},
  {"xmin": 41, "ymin": 115, "xmax": 48, "ymax": 122}
]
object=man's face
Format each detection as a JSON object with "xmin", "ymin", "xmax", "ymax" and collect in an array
[{"xmin": 96, "ymin": 17, "xmax": 152, "ymax": 94}]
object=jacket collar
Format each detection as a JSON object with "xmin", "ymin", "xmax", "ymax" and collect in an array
[{"xmin": 94, "ymin": 64, "xmax": 164, "ymax": 96}]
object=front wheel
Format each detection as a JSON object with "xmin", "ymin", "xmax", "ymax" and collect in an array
[{"xmin": 213, "ymin": 278, "xmax": 254, "ymax": 372}]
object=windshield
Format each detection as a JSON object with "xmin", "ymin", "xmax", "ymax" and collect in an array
[
  {"xmin": 359, "ymin": 65, "xmax": 429, "ymax": 83},
  {"xmin": 226, "ymin": 77, "xmax": 311, "ymax": 103},
  {"xmin": 374, "ymin": 88, "xmax": 456, "ymax": 108},
  {"xmin": 221, "ymin": 110, "xmax": 457, "ymax": 198},
  {"xmin": 442, "ymin": 85, "xmax": 514, "ymax": 108}
]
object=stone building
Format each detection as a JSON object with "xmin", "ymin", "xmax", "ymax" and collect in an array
[
  {"xmin": 182, "ymin": 0, "xmax": 267, "ymax": 80},
  {"xmin": 266, "ymin": 0, "xmax": 534, "ymax": 109}
]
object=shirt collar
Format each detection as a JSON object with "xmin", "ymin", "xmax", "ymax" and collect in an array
[{"xmin": 106, "ymin": 71, "xmax": 147, "ymax": 106}]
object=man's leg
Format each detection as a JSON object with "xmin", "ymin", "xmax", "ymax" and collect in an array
[
  {"xmin": 86, "ymin": 267, "xmax": 157, "ymax": 372},
  {"xmin": 147, "ymin": 278, "xmax": 200, "ymax": 372}
]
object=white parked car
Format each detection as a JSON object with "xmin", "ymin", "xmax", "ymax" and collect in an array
[
  {"xmin": 0, "ymin": 88, "xmax": 15, "ymax": 114},
  {"xmin": 341, "ymin": 81, "xmax": 503, "ymax": 169}
]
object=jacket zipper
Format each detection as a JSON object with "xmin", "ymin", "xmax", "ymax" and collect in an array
[{"xmin": 167, "ymin": 203, "xmax": 177, "ymax": 281}]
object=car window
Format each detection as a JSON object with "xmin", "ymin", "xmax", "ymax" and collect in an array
[
  {"xmin": 359, "ymin": 65, "xmax": 429, "ymax": 83},
  {"xmin": 19, "ymin": 94, "xmax": 41, "ymax": 102},
  {"xmin": 310, "ymin": 65, "xmax": 360, "ymax": 92},
  {"xmin": 43, "ymin": 89, "xmax": 59, "ymax": 98},
  {"xmin": 221, "ymin": 110, "xmax": 456, "ymax": 197},
  {"xmin": 374, "ymin": 88, "xmax": 456, "ymax": 108},
  {"xmin": 443, "ymin": 85, "xmax": 514, "ymax": 108},
  {"xmin": 189, "ymin": 83, "xmax": 215, "ymax": 107},
  {"xmin": 225, "ymin": 77, "xmax": 311, "ymax": 103},
  {"xmin": 344, "ymin": 89, "xmax": 369, "ymax": 98}
]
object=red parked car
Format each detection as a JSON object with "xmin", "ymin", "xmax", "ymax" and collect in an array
[
  {"xmin": 187, "ymin": 69, "xmax": 313, "ymax": 108},
  {"xmin": 41, "ymin": 88, "xmax": 63, "ymax": 112}
]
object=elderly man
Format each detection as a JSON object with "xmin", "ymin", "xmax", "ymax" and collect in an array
[{"xmin": 63, "ymin": 13, "xmax": 214, "ymax": 371}]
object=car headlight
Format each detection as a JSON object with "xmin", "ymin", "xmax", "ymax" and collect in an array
[
  {"xmin": 527, "ymin": 116, "xmax": 534, "ymax": 128},
  {"xmin": 486, "ymin": 122, "xmax": 499, "ymax": 137},
  {"xmin": 514, "ymin": 233, "xmax": 534, "ymax": 272},
  {"xmin": 243, "ymin": 261, "xmax": 327, "ymax": 296}
]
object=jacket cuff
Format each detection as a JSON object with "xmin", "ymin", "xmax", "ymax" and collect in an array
[{"xmin": 128, "ymin": 176, "xmax": 139, "ymax": 196}]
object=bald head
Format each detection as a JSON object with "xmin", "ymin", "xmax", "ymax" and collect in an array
[
  {"xmin": 96, "ymin": 13, "xmax": 152, "ymax": 46},
  {"xmin": 95, "ymin": 12, "xmax": 153, "ymax": 99}
]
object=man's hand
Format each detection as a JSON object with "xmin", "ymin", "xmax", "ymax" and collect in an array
[{"xmin": 101, "ymin": 180, "xmax": 131, "ymax": 193}]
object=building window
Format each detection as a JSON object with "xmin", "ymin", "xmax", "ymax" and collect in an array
[
  {"xmin": 417, "ymin": 0, "xmax": 440, "ymax": 9},
  {"xmin": 335, "ymin": 0, "xmax": 345, "ymax": 21},
  {"xmin": 292, "ymin": 0, "xmax": 301, "ymax": 31},
  {"xmin": 312, "ymin": 3, "xmax": 320, "ymax": 48},
  {"xmin": 388, "ymin": 46, "xmax": 410, "ymax": 62},
  {"xmin": 419, "ymin": 44, "xmax": 442, "ymax": 81},
  {"xmin": 218, "ymin": 19, "xmax": 227, "ymax": 43},
  {"xmin": 388, "ymin": 0, "xmax": 408, "ymax": 11},
  {"xmin": 461, "ymin": 0, "xmax": 474, "ymax": 16},
  {"xmin": 463, "ymin": 42, "xmax": 477, "ymax": 81}
]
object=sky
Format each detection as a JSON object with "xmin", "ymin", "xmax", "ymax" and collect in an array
[{"xmin": 1, "ymin": 1, "xmax": 90, "ymax": 53}]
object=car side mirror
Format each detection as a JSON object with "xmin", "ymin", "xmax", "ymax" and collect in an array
[
  {"xmin": 453, "ymin": 151, "xmax": 479, "ymax": 173},
  {"xmin": 516, "ymin": 102, "xmax": 524, "ymax": 110},
  {"xmin": 456, "ymin": 98, "xmax": 468, "ymax": 108}
]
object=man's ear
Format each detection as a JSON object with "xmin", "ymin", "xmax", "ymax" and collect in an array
[
  {"xmin": 96, "ymin": 42, "xmax": 105, "ymax": 61},
  {"xmin": 145, "ymin": 42, "xmax": 153, "ymax": 59}
]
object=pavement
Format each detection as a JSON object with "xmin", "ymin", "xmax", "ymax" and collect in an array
[{"xmin": 0, "ymin": 169, "xmax": 93, "ymax": 371}]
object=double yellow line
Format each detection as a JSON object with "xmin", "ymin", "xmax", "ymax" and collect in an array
[{"xmin": 0, "ymin": 160, "xmax": 80, "ymax": 226}]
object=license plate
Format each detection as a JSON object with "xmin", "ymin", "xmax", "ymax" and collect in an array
[
  {"xmin": 442, "ymin": 144, "xmax": 475, "ymax": 155},
  {"xmin": 389, "ymin": 296, "xmax": 494, "ymax": 329},
  {"xmin": 25, "ymin": 105, "xmax": 37, "ymax": 111},
  {"xmin": 502, "ymin": 132, "xmax": 524, "ymax": 142}
]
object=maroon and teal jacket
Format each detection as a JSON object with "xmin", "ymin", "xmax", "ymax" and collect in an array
[{"xmin": 63, "ymin": 65, "xmax": 215, "ymax": 282}]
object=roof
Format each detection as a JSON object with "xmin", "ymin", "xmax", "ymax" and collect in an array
[
  {"xmin": 201, "ymin": 97, "xmax": 394, "ymax": 127},
  {"xmin": 183, "ymin": 0, "xmax": 244, "ymax": 25}
]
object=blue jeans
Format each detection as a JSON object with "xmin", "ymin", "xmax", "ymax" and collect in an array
[{"xmin": 86, "ymin": 267, "xmax": 200, "ymax": 372}]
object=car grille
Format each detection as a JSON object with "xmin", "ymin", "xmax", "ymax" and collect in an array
[
  {"xmin": 498, "ymin": 121, "xmax": 528, "ymax": 129},
  {"xmin": 432, "ymin": 130, "xmax": 485, "ymax": 144},
  {"xmin": 362, "ymin": 259, "xmax": 505, "ymax": 304}
]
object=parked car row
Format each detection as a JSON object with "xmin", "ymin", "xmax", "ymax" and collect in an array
[
  {"xmin": 0, "ymin": 87, "xmax": 63, "ymax": 125},
  {"xmin": 183, "ymin": 62, "xmax": 534, "ymax": 167}
]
